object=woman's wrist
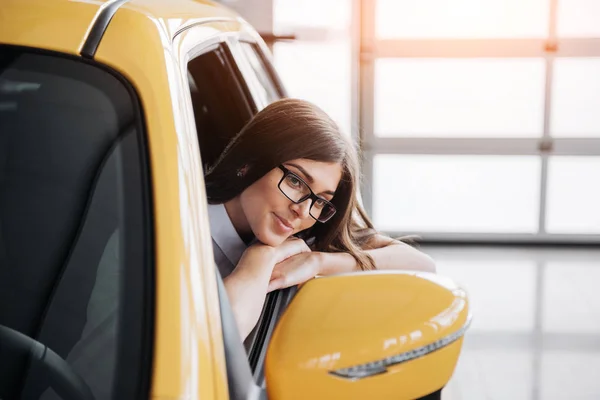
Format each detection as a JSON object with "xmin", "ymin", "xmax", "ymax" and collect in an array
[
  {"xmin": 317, "ymin": 251, "xmax": 358, "ymax": 276},
  {"xmin": 235, "ymin": 245, "xmax": 276, "ymax": 277}
]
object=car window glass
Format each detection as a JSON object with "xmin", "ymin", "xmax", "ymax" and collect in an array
[
  {"xmin": 0, "ymin": 47, "xmax": 150, "ymax": 400},
  {"xmin": 187, "ymin": 44, "xmax": 254, "ymax": 171},
  {"xmin": 233, "ymin": 41, "xmax": 281, "ymax": 108}
]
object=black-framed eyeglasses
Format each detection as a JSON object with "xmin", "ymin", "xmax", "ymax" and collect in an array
[{"xmin": 277, "ymin": 165, "xmax": 337, "ymax": 223}]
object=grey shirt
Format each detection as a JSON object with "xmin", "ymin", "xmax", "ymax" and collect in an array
[
  {"xmin": 208, "ymin": 204, "xmax": 261, "ymax": 348},
  {"xmin": 207, "ymin": 203, "xmax": 247, "ymax": 278}
]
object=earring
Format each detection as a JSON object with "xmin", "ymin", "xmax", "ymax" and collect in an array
[{"xmin": 236, "ymin": 165, "xmax": 249, "ymax": 178}]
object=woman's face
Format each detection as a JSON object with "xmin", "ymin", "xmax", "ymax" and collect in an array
[{"xmin": 239, "ymin": 158, "xmax": 343, "ymax": 246}]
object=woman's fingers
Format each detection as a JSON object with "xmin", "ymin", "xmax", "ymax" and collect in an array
[
  {"xmin": 268, "ymin": 252, "xmax": 320, "ymax": 292},
  {"xmin": 273, "ymin": 237, "xmax": 310, "ymax": 263},
  {"xmin": 267, "ymin": 277, "xmax": 285, "ymax": 292}
]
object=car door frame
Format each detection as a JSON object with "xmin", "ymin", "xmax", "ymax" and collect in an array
[
  {"xmin": 224, "ymin": 35, "xmax": 298, "ymax": 386},
  {"xmin": 173, "ymin": 20, "xmax": 296, "ymax": 393}
]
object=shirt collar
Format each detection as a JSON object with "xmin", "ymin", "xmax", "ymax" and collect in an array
[{"xmin": 207, "ymin": 203, "xmax": 247, "ymax": 266}]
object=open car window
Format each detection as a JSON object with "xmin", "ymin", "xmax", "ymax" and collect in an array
[
  {"xmin": 185, "ymin": 37, "xmax": 291, "ymax": 384},
  {"xmin": 0, "ymin": 46, "xmax": 153, "ymax": 400}
]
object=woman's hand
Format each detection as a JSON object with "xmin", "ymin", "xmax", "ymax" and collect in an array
[
  {"xmin": 231, "ymin": 236, "xmax": 310, "ymax": 278},
  {"xmin": 268, "ymin": 252, "xmax": 323, "ymax": 292},
  {"xmin": 223, "ymin": 236, "xmax": 311, "ymax": 339},
  {"xmin": 270, "ymin": 236, "xmax": 311, "ymax": 264}
]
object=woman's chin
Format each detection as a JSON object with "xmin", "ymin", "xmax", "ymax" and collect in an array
[{"xmin": 255, "ymin": 227, "xmax": 289, "ymax": 247}]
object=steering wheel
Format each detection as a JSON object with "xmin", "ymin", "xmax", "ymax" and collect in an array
[{"xmin": 0, "ymin": 324, "xmax": 95, "ymax": 400}]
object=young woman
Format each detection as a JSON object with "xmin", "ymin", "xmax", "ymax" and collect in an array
[{"xmin": 204, "ymin": 98, "xmax": 435, "ymax": 339}]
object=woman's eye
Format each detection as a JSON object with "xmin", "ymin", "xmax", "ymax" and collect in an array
[
  {"xmin": 287, "ymin": 175, "xmax": 301, "ymax": 187},
  {"xmin": 314, "ymin": 199, "xmax": 326, "ymax": 208}
]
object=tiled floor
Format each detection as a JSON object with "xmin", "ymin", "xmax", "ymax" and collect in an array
[{"xmin": 420, "ymin": 245, "xmax": 600, "ymax": 400}]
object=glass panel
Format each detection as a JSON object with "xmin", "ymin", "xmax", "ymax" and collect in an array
[
  {"xmin": 558, "ymin": 0, "xmax": 600, "ymax": 38},
  {"xmin": 437, "ymin": 260, "xmax": 536, "ymax": 332},
  {"xmin": 376, "ymin": 0, "xmax": 549, "ymax": 39},
  {"xmin": 543, "ymin": 262, "xmax": 600, "ymax": 333},
  {"xmin": 546, "ymin": 156, "xmax": 600, "ymax": 233},
  {"xmin": 374, "ymin": 58, "xmax": 546, "ymax": 137},
  {"xmin": 272, "ymin": 0, "xmax": 352, "ymax": 136},
  {"xmin": 273, "ymin": 41, "xmax": 351, "ymax": 135},
  {"xmin": 372, "ymin": 155, "xmax": 541, "ymax": 232},
  {"xmin": 550, "ymin": 58, "xmax": 600, "ymax": 138},
  {"xmin": 274, "ymin": 0, "xmax": 351, "ymax": 32}
]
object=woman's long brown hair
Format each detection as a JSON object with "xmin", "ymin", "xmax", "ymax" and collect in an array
[{"xmin": 204, "ymin": 98, "xmax": 380, "ymax": 270}]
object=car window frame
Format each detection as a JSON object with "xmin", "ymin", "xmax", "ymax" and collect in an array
[
  {"xmin": 226, "ymin": 37, "xmax": 300, "ymax": 386},
  {"xmin": 227, "ymin": 40, "xmax": 276, "ymax": 110},
  {"xmin": 238, "ymin": 37, "xmax": 288, "ymax": 99},
  {"xmin": 237, "ymin": 39, "xmax": 287, "ymax": 99},
  {"xmin": 178, "ymin": 27, "xmax": 298, "ymax": 390},
  {"xmin": 107, "ymin": 62, "xmax": 155, "ymax": 400}
]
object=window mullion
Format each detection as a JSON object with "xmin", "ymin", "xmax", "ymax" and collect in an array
[
  {"xmin": 539, "ymin": 0, "xmax": 559, "ymax": 233},
  {"xmin": 359, "ymin": 0, "xmax": 376, "ymax": 217}
]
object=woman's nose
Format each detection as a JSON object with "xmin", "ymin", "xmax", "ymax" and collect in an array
[{"xmin": 290, "ymin": 199, "xmax": 311, "ymax": 219}]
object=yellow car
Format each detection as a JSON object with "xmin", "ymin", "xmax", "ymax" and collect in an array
[{"xmin": 0, "ymin": 1, "xmax": 471, "ymax": 399}]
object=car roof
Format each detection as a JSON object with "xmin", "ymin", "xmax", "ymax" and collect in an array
[{"xmin": 0, "ymin": 0, "xmax": 240, "ymax": 57}]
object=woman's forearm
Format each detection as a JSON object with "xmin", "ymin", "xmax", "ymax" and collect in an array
[
  {"xmin": 366, "ymin": 242, "xmax": 436, "ymax": 272},
  {"xmin": 223, "ymin": 248, "xmax": 274, "ymax": 339},
  {"xmin": 319, "ymin": 242, "xmax": 436, "ymax": 276},
  {"xmin": 223, "ymin": 238, "xmax": 312, "ymax": 339}
]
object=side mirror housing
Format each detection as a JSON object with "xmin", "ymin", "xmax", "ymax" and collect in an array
[{"xmin": 265, "ymin": 271, "xmax": 471, "ymax": 400}]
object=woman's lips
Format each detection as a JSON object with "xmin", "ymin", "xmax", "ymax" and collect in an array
[{"xmin": 273, "ymin": 213, "xmax": 293, "ymax": 233}]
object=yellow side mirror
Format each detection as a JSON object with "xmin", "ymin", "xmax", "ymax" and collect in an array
[{"xmin": 265, "ymin": 271, "xmax": 471, "ymax": 400}]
